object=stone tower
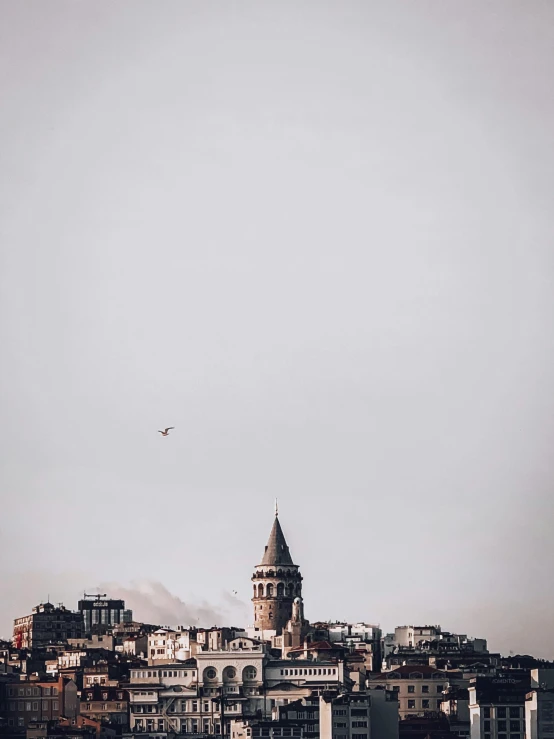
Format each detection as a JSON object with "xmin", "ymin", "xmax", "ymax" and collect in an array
[{"xmin": 252, "ymin": 506, "xmax": 303, "ymax": 634}]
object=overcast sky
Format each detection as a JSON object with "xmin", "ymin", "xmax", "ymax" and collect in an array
[{"xmin": 1, "ymin": 0, "xmax": 553, "ymax": 657}]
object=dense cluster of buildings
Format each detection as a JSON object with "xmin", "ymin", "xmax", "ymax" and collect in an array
[{"xmin": 1, "ymin": 512, "xmax": 552, "ymax": 739}]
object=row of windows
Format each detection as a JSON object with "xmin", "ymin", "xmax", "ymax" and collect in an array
[
  {"xmin": 405, "ymin": 699, "xmax": 440, "ymax": 710},
  {"xmin": 132, "ymin": 669, "xmax": 195, "ymax": 679},
  {"xmin": 134, "ymin": 719, "xmax": 226, "ymax": 732},
  {"xmin": 401, "ymin": 684, "xmax": 444, "ymax": 694},
  {"xmin": 83, "ymin": 703, "xmax": 124, "ymax": 711},
  {"xmin": 483, "ymin": 708, "xmax": 522, "ymax": 719},
  {"xmin": 7, "ymin": 701, "xmax": 59, "ymax": 712},
  {"xmin": 484, "ymin": 734, "xmax": 521, "ymax": 739},
  {"xmin": 7, "ymin": 687, "xmax": 58, "ymax": 697},
  {"xmin": 132, "ymin": 701, "xmax": 241, "ymax": 714},
  {"xmin": 279, "ymin": 668, "xmax": 337, "ymax": 677},
  {"xmin": 484, "ymin": 720, "xmax": 522, "ymax": 733},
  {"xmin": 83, "ymin": 692, "xmax": 125, "ymax": 701},
  {"xmin": 253, "ymin": 583, "xmax": 302, "ymax": 598}
]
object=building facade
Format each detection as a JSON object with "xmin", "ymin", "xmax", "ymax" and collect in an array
[
  {"xmin": 12, "ymin": 603, "xmax": 84, "ymax": 649},
  {"xmin": 0, "ymin": 676, "xmax": 78, "ymax": 728},
  {"xmin": 469, "ymin": 673, "xmax": 530, "ymax": 739},
  {"xmin": 367, "ymin": 664, "xmax": 459, "ymax": 719},
  {"xmin": 78, "ymin": 595, "xmax": 132, "ymax": 635}
]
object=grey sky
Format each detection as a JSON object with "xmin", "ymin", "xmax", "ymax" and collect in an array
[{"xmin": 1, "ymin": 0, "xmax": 553, "ymax": 656}]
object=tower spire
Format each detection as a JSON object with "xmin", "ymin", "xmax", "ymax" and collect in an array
[{"xmin": 275, "ymin": 498, "xmax": 278, "ymax": 517}]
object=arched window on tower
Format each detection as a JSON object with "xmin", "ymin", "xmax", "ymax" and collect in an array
[
  {"xmin": 277, "ymin": 583, "xmax": 284, "ymax": 598},
  {"xmin": 257, "ymin": 584, "xmax": 264, "ymax": 598},
  {"xmin": 253, "ymin": 585, "xmax": 257, "ymax": 597},
  {"xmin": 287, "ymin": 584, "xmax": 294, "ymax": 598},
  {"xmin": 295, "ymin": 584, "xmax": 302, "ymax": 596},
  {"xmin": 266, "ymin": 583, "xmax": 274, "ymax": 598}
]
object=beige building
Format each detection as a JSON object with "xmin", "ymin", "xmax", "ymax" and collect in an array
[{"xmin": 368, "ymin": 664, "xmax": 460, "ymax": 718}]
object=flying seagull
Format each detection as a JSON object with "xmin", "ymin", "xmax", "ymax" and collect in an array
[{"xmin": 158, "ymin": 427, "xmax": 174, "ymax": 436}]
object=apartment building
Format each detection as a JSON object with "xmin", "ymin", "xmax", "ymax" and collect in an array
[
  {"xmin": 469, "ymin": 673, "xmax": 530, "ymax": 739},
  {"xmin": 368, "ymin": 664, "xmax": 462, "ymax": 718},
  {"xmin": 13, "ymin": 603, "xmax": 84, "ymax": 649},
  {"xmin": 0, "ymin": 676, "xmax": 78, "ymax": 728}
]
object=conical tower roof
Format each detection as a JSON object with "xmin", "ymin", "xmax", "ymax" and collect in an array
[{"xmin": 259, "ymin": 514, "xmax": 294, "ymax": 566}]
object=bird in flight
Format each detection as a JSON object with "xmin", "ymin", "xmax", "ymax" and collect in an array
[{"xmin": 158, "ymin": 427, "xmax": 174, "ymax": 437}]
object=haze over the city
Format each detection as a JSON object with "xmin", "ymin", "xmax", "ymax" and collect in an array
[{"xmin": 1, "ymin": 0, "xmax": 553, "ymax": 657}]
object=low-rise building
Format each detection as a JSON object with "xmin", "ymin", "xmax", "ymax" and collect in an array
[
  {"xmin": 368, "ymin": 665, "xmax": 463, "ymax": 719},
  {"xmin": 265, "ymin": 661, "xmax": 343, "ymax": 690},
  {"xmin": 79, "ymin": 686, "xmax": 129, "ymax": 726},
  {"xmin": 0, "ymin": 676, "xmax": 78, "ymax": 728}
]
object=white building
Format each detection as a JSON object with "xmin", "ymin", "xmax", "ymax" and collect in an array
[
  {"xmin": 265, "ymin": 661, "xmax": 343, "ymax": 689},
  {"xmin": 129, "ymin": 647, "xmax": 268, "ymax": 736},
  {"xmin": 525, "ymin": 689, "xmax": 554, "ymax": 739},
  {"xmin": 148, "ymin": 628, "xmax": 196, "ymax": 665}
]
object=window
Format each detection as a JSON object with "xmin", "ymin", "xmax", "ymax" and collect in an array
[
  {"xmin": 52, "ymin": 688, "xmax": 58, "ymax": 696},
  {"xmin": 333, "ymin": 722, "xmax": 347, "ymax": 729},
  {"xmin": 18, "ymin": 718, "xmax": 25, "ymax": 727},
  {"xmin": 352, "ymin": 721, "xmax": 368, "ymax": 728},
  {"xmin": 408, "ymin": 686, "xmax": 415, "ymax": 694},
  {"xmin": 484, "ymin": 708, "xmax": 491, "ymax": 719},
  {"xmin": 497, "ymin": 708, "xmax": 507, "ymax": 718},
  {"xmin": 53, "ymin": 701, "xmax": 59, "ymax": 710},
  {"xmin": 26, "ymin": 702, "xmax": 32, "ymax": 711},
  {"xmin": 510, "ymin": 721, "xmax": 520, "ymax": 732},
  {"xmin": 33, "ymin": 702, "xmax": 38, "ymax": 711},
  {"xmin": 408, "ymin": 700, "xmax": 416, "ymax": 709},
  {"xmin": 392, "ymin": 686, "xmax": 400, "ymax": 692},
  {"xmin": 498, "ymin": 721, "xmax": 507, "ymax": 731},
  {"xmin": 484, "ymin": 721, "xmax": 491, "ymax": 732},
  {"xmin": 422, "ymin": 700, "xmax": 430, "ymax": 709},
  {"xmin": 422, "ymin": 686, "xmax": 429, "ymax": 693},
  {"xmin": 510, "ymin": 708, "xmax": 520, "ymax": 719},
  {"xmin": 498, "ymin": 735, "xmax": 507, "ymax": 739},
  {"xmin": 436, "ymin": 685, "xmax": 444, "ymax": 694}
]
